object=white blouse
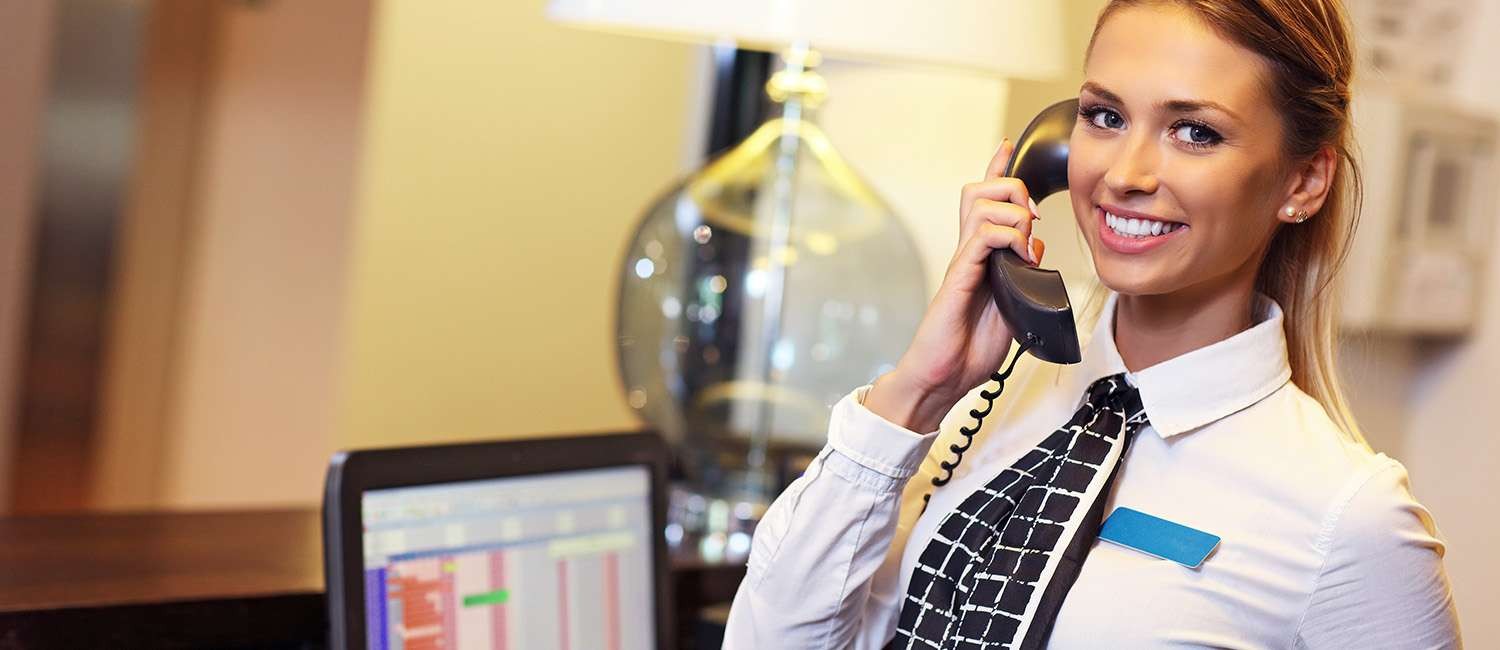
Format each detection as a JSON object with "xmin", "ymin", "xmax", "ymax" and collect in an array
[{"xmin": 723, "ymin": 291, "xmax": 1461, "ymax": 649}]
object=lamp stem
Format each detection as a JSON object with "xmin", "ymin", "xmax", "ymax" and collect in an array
[{"xmin": 744, "ymin": 42, "xmax": 819, "ymax": 497}]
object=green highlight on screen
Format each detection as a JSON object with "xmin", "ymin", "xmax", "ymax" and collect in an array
[{"xmin": 462, "ymin": 588, "xmax": 510, "ymax": 608}]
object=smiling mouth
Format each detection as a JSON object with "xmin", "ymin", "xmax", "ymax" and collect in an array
[{"xmin": 1102, "ymin": 208, "xmax": 1185, "ymax": 238}]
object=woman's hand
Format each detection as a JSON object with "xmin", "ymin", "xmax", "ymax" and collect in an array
[{"xmin": 864, "ymin": 139, "xmax": 1045, "ymax": 433}]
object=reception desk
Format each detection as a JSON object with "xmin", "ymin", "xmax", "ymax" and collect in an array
[
  {"xmin": 0, "ymin": 510, "xmax": 324, "ymax": 647},
  {"xmin": 0, "ymin": 509, "xmax": 744, "ymax": 648}
]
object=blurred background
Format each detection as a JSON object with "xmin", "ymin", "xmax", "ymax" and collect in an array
[{"xmin": 0, "ymin": 0, "xmax": 1496, "ymax": 645}]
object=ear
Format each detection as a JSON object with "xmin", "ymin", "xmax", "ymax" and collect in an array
[{"xmin": 1277, "ymin": 145, "xmax": 1337, "ymax": 223}]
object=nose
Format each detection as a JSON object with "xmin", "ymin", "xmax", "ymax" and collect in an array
[{"xmin": 1104, "ymin": 131, "xmax": 1160, "ymax": 196}]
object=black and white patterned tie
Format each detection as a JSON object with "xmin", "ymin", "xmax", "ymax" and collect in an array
[{"xmin": 888, "ymin": 373, "xmax": 1149, "ymax": 650}]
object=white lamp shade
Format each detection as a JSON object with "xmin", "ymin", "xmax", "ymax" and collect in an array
[{"xmin": 547, "ymin": 0, "xmax": 1066, "ymax": 80}]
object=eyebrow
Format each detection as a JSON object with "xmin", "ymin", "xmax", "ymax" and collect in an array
[{"xmin": 1079, "ymin": 81, "xmax": 1244, "ymax": 125}]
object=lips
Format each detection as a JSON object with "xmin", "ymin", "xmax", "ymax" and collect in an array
[{"xmin": 1096, "ymin": 205, "xmax": 1186, "ymax": 254}]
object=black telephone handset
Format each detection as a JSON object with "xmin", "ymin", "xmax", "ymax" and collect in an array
[
  {"xmin": 924, "ymin": 98, "xmax": 1083, "ymax": 508},
  {"xmin": 988, "ymin": 98, "xmax": 1083, "ymax": 365}
]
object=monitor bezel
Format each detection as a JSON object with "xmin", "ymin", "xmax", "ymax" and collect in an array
[{"xmin": 322, "ymin": 431, "xmax": 674, "ymax": 650}]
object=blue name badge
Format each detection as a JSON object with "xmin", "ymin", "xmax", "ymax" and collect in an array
[{"xmin": 1099, "ymin": 507, "xmax": 1220, "ymax": 569}]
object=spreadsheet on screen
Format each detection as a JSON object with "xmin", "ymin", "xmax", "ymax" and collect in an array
[{"xmin": 361, "ymin": 465, "xmax": 655, "ymax": 650}]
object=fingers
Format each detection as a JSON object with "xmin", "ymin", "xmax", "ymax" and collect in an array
[
  {"xmin": 954, "ymin": 223, "xmax": 1041, "ymax": 270},
  {"xmin": 961, "ymin": 138, "xmax": 1023, "ymax": 233},
  {"xmin": 960, "ymin": 178, "xmax": 1032, "ymax": 226},
  {"xmin": 962, "ymin": 198, "xmax": 1033, "ymax": 249},
  {"xmin": 984, "ymin": 138, "xmax": 1015, "ymax": 180},
  {"xmin": 959, "ymin": 178, "xmax": 1036, "ymax": 250},
  {"xmin": 952, "ymin": 137, "xmax": 1042, "ymax": 270}
]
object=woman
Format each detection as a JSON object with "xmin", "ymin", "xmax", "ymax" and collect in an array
[{"xmin": 723, "ymin": 0, "xmax": 1462, "ymax": 648}]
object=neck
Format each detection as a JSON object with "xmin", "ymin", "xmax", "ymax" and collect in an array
[{"xmin": 1112, "ymin": 273, "xmax": 1259, "ymax": 373}]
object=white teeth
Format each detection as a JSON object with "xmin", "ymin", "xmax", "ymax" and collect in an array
[{"xmin": 1105, "ymin": 210, "xmax": 1179, "ymax": 238}]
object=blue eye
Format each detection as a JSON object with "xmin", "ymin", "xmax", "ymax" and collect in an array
[
  {"xmin": 1173, "ymin": 122, "xmax": 1222, "ymax": 148},
  {"xmin": 1079, "ymin": 105, "xmax": 1124, "ymax": 130}
]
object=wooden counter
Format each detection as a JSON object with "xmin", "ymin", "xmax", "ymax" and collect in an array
[{"xmin": 0, "ymin": 509, "xmax": 745, "ymax": 649}]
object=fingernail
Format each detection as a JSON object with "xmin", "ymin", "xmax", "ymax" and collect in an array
[
  {"xmin": 1027, "ymin": 236, "xmax": 1037, "ymax": 264},
  {"xmin": 1028, "ymin": 197, "xmax": 1041, "ymax": 220}
]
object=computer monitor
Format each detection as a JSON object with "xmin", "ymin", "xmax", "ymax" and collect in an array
[{"xmin": 323, "ymin": 432, "xmax": 672, "ymax": 650}]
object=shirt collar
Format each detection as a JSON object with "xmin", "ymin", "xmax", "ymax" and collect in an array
[{"xmin": 1070, "ymin": 290, "xmax": 1293, "ymax": 438}]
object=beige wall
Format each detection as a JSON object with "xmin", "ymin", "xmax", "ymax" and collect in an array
[
  {"xmin": 336, "ymin": 0, "xmax": 696, "ymax": 449},
  {"xmin": 153, "ymin": 0, "xmax": 372, "ymax": 508},
  {"xmin": 0, "ymin": 0, "xmax": 55, "ymax": 512},
  {"xmin": 816, "ymin": 60, "xmax": 1009, "ymax": 296}
]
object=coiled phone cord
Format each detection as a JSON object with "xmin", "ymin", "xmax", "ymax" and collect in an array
[{"xmin": 921, "ymin": 339, "xmax": 1033, "ymax": 512}]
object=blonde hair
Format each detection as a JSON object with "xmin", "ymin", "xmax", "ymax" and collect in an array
[{"xmin": 1086, "ymin": 0, "xmax": 1369, "ymax": 448}]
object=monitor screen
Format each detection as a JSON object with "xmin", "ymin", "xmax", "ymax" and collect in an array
[{"xmin": 360, "ymin": 465, "xmax": 656, "ymax": 650}]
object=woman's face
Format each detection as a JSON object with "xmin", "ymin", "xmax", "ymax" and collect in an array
[{"xmin": 1069, "ymin": 3, "xmax": 1291, "ymax": 297}]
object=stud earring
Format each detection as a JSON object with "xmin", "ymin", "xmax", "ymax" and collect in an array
[{"xmin": 1294, "ymin": 209, "xmax": 1309, "ymax": 223}]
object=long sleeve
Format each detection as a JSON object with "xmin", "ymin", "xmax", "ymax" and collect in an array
[
  {"xmin": 722, "ymin": 385, "xmax": 939, "ymax": 649},
  {"xmin": 1293, "ymin": 458, "xmax": 1463, "ymax": 649}
]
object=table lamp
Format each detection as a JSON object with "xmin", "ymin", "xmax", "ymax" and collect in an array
[{"xmin": 549, "ymin": 0, "xmax": 1067, "ymax": 524}]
